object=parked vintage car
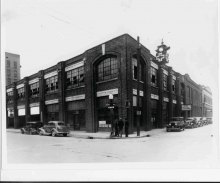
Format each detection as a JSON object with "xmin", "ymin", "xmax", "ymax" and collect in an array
[
  {"xmin": 201, "ymin": 117, "xmax": 208, "ymax": 126},
  {"xmin": 166, "ymin": 117, "xmax": 185, "ymax": 132},
  {"xmin": 185, "ymin": 117, "xmax": 197, "ymax": 128},
  {"xmin": 206, "ymin": 117, "xmax": 213, "ymax": 124},
  {"xmin": 39, "ymin": 121, "xmax": 70, "ymax": 137},
  {"xmin": 20, "ymin": 121, "xmax": 43, "ymax": 135},
  {"xmin": 194, "ymin": 117, "xmax": 203, "ymax": 127}
]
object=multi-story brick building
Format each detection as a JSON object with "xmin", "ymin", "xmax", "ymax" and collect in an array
[
  {"xmin": 201, "ymin": 85, "xmax": 212, "ymax": 117},
  {"xmin": 6, "ymin": 34, "xmax": 211, "ymax": 132},
  {"xmin": 5, "ymin": 52, "xmax": 21, "ymax": 86}
]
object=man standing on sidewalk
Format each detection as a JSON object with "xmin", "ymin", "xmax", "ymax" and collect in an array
[
  {"xmin": 124, "ymin": 118, "xmax": 129, "ymax": 137},
  {"xmin": 118, "ymin": 117, "xmax": 124, "ymax": 137}
]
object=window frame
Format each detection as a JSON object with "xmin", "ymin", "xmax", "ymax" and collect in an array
[
  {"xmin": 66, "ymin": 66, "xmax": 85, "ymax": 88},
  {"xmin": 45, "ymin": 75, "xmax": 58, "ymax": 93},
  {"xmin": 151, "ymin": 67, "xmax": 158, "ymax": 87},
  {"xmin": 30, "ymin": 82, "xmax": 39, "ymax": 97},
  {"xmin": 96, "ymin": 57, "xmax": 118, "ymax": 82}
]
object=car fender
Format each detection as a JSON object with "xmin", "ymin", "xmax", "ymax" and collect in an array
[
  {"xmin": 20, "ymin": 128, "xmax": 26, "ymax": 134},
  {"xmin": 52, "ymin": 128, "xmax": 59, "ymax": 133},
  {"xmin": 39, "ymin": 128, "xmax": 46, "ymax": 134}
]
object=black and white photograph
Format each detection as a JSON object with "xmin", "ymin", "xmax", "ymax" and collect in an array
[{"xmin": 1, "ymin": 0, "xmax": 219, "ymax": 181}]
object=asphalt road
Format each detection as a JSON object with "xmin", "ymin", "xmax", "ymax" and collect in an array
[{"xmin": 7, "ymin": 124, "xmax": 218, "ymax": 164}]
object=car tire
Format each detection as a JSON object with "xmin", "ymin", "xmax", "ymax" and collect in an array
[
  {"xmin": 21, "ymin": 129, "xmax": 24, "ymax": 134},
  {"xmin": 63, "ymin": 133, "xmax": 67, "ymax": 137},
  {"xmin": 52, "ymin": 131, "xmax": 57, "ymax": 137},
  {"xmin": 166, "ymin": 129, "xmax": 170, "ymax": 132}
]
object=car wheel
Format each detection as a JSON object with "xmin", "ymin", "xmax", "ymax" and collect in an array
[
  {"xmin": 52, "ymin": 131, "xmax": 57, "ymax": 137},
  {"xmin": 166, "ymin": 129, "xmax": 170, "ymax": 132},
  {"xmin": 21, "ymin": 129, "xmax": 24, "ymax": 134},
  {"xmin": 63, "ymin": 133, "xmax": 67, "ymax": 137}
]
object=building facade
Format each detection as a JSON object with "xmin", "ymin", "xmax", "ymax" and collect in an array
[
  {"xmin": 201, "ymin": 86, "xmax": 212, "ymax": 117},
  {"xmin": 5, "ymin": 52, "xmax": 21, "ymax": 86},
  {"xmin": 6, "ymin": 34, "xmax": 212, "ymax": 132}
]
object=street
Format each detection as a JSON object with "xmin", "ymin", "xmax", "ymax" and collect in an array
[{"xmin": 7, "ymin": 124, "xmax": 218, "ymax": 164}]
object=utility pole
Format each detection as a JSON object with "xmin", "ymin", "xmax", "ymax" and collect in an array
[{"xmin": 136, "ymin": 36, "xmax": 141, "ymax": 136}]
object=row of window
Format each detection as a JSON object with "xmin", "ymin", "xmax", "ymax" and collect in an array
[
  {"xmin": 7, "ymin": 57, "xmax": 179, "ymax": 99},
  {"xmin": 6, "ymin": 60, "xmax": 18, "ymax": 68}
]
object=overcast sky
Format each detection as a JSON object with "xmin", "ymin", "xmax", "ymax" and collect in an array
[{"xmin": 2, "ymin": 0, "xmax": 218, "ymax": 91}]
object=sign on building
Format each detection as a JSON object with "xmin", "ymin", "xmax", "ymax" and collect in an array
[{"xmin": 182, "ymin": 105, "xmax": 191, "ymax": 111}]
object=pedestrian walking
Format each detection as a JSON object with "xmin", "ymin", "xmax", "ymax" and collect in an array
[
  {"xmin": 118, "ymin": 117, "xmax": 124, "ymax": 137},
  {"xmin": 125, "ymin": 118, "xmax": 129, "ymax": 137},
  {"xmin": 114, "ymin": 118, "xmax": 119, "ymax": 137}
]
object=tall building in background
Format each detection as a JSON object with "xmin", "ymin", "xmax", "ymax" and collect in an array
[
  {"xmin": 201, "ymin": 85, "xmax": 212, "ymax": 117},
  {"xmin": 5, "ymin": 52, "xmax": 21, "ymax": 86}
]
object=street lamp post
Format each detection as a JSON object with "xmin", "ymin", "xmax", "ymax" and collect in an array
[{"xmin": 108, "ymin": 94, "xmax": 114, "ymax": 136}]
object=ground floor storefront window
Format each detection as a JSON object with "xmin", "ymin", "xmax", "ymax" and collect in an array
[
  {"xmin": 67, "ymin": 110, "xmax": 86, "ymax": 130},
  {"xmin": 151, "ymin": 99, "xmax": 158, "ymax": 128},
  {"xmin": 30, "ymin": 106, "xmax": 40, "ymax": 121},
  {"xmin": 96, "ymin": 95, "xmax": 118, "ymax": 131},
  {"xmin": 173, "ymin": 104, "xmax": 177, "ymax": 117},
  {"xmin": 7, "ymin": 108, "xmax": 14, "ymax": 128},
  {"xmin": 66, "ymin": 100, "xmax": 86, "ymax": 130},
  {"xmin": 162, "ymin": 102, "xmax": 169, "ymax": 125},
  {"xmin": 18, "ymin": 108, "xmax": 26, "ymax": 127},
  {"xmin": 46, "ymin": 104, "xmax": 59, "ymax": 122}
]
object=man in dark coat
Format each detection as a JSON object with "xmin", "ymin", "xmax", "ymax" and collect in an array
[
  {"xmin": 124, "ymin": 118, "xmax": 129, "ymax": 137},
  {"xmin": 118, "ymin": 117, "xmax": 124, "ymax": 137},
  {"xmin": 114, "ymin": 118, "xmax": 119, "ymax": 137}
]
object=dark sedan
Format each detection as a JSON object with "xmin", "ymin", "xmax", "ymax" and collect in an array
[
  {"xmin": 166, "ymin": 117, "xmax": 185, "ymax": 132},
  {"xmin": 185, "ymin": 117, "xmax": 197, "ymax": 128},
  {"xmin": 20, "ymin": 121, "xmax": 43, "ymax": 135}
]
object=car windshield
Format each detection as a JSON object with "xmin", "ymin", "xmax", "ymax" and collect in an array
[
  {"xmin": 58, "ymin": 122, "xmax": 65, "ymax": 126},
  {"xmin": 27, "ymin": 123, "xmax": 37, "ymax": 127}
]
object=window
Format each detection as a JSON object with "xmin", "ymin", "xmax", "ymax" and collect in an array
[
  {"xmin": 132, "ymin": 58, "xmax": 144, "ymax": 81},
  {"xmin": 97, "ymin": 57, "xmax": 118, "ymax": 82},
  {"xmin": 151, "ymin": 67, "xmax": 158, "ymax": 87},
  {"xmin": 132, "ymin": 58, "xmax": 138, "ymax": 80},
  {"xmin": 17, "ymin": 87, "xmax": 25, "ymax": 98},
  {"xmin": 14, "ymin": 62, "xmax": 17, "ymax": 68},
  {"xmin": 163, "ymin": 74, "xmax": 168, "ymax": 91},
  {"xmin": 7, "ymin": 60, "xmax": 10, "ymax": 67},
  {"xmin": 45, "ymin": 75, "xmax": 58, "ymax": 93},
  {"xmin": 30, "ymin": 82, "xmax": 39, "ymax": 97},
  {"xmin": 172, "ymin": 79, "xmax": 176, "ymax": 93},
  {"xmin": 66, "ymin": 66, "xmax": 85, "ymax": 88},
  {"xmin": 7, "ymin": 91, "xmax": 13, "ymax": 96}
]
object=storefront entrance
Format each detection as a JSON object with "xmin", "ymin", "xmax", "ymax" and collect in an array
[
  {"xmin": 151, "ymin": 99, "xmax": 159, "ymax": 128},
  {"xmin": 46, "ymin": 103, "xmax": 59, "ymax": 122},
  {"xmin": 67, "ymin": 110, "xmax": 86, "ymax": 130}
]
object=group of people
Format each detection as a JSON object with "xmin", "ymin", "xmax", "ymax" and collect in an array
[{"xmin": 111, "ymin": 117, "xmax": 129, "ymax": 138}]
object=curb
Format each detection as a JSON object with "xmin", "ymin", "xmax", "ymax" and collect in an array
[
  {"xmin": 7, "ymin": 130, "xmax": 151, "ymax": 139},
  {"xmin": 70, "ymin": 134, "xmax": 151, "ymax": 139}
]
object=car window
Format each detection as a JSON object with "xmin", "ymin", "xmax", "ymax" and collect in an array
[{"xmin": 58, "ymin": 122, "xmax": 65, "ymax": 126}]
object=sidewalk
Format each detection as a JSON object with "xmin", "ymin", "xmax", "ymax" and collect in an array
[{"xmin": 6, "ymin": 128, "xmax": 166, "ymax": 139}]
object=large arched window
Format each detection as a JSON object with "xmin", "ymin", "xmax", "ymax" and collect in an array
[{"xmin": 96, "ymin": 57, "xmax": 118, "ymax": 82}]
